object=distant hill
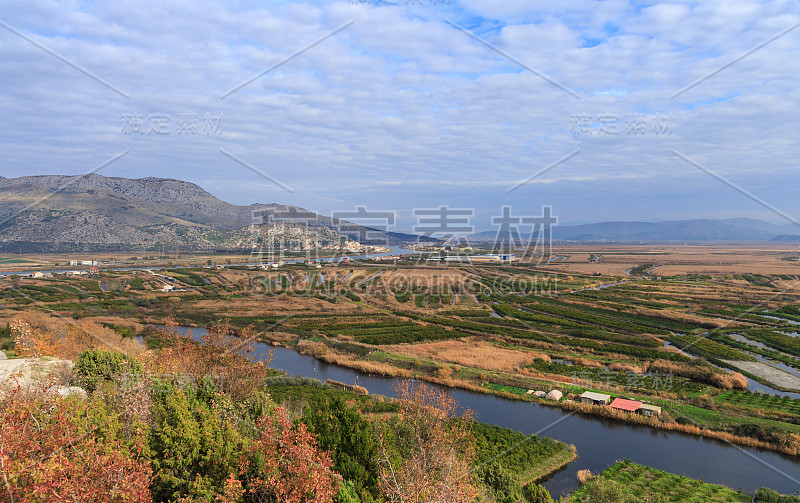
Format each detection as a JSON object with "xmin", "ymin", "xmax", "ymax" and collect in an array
[
  {"xmin": 770, "ymin": 234, "xmax": 800, "ymax": 242},
  {"xmin": 0, "ymin": 174, "xmax": 420, "ymax": 252},
  {"xmin": 469, "ymin": 218, "xmax": 795, "ymax": 243}
]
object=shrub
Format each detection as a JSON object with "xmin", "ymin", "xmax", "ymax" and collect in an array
[
  {"xmin": 376, "ymin": 381, "xmax": 482, "ymax": 503},
  {"xmin": 155, "ymin": 320, "xmax": 272, "ymax": 401},
  {"xmin": 576, "ymin": 469, "xmax": 593, "ymax": 485},
  {"xmin": 75, "ymin": 348, "xmax": 143, "ymax": 393},
  {"xmin": 732, "ymin": 423, "xmax": 791, "ymax": 446},
  {"xmin": 148, "ymin": 385, "xmax": 246, "ymax": 502},
  {"xmin": 302, "ymin": 396, "xmax": 380, "ymax": 502},
  {"xmin": 240, "ymin": 406, "xmax": 341, "ymax": 503},
  {"xmin": 754, "ymin": 487, "xmax": 800, "ymax": 502},
  {"xmin": 0, "ymin": 383, "xmax": 152, "ymax": 502}
]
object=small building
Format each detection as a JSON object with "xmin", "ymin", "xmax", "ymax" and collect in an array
[
  {"xmin": 638, "ymin": 403, "xmax": 662, "ymax": 417},
  {"xmin": 580, "ymin": 391, "xmax": 611, "ymax": 406},
  {"xmin": 545, "ymin": 390, "xmax": 563, "ymax": 401},
  {"xmin": 610, "ymin": 398, "xmax": 642, "ymax": 413},
  {"xmin": 469, "ymin": 254, "xmax": 517, "ymax": 263}
]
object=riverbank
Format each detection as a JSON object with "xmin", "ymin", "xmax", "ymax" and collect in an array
[
  {"xmin": 268, "ymin": 337, "xmax": 800, "ymax": 457},
  {"xmin": 523, "ymin": 446, "xmax": 578, "ymax": 485}
]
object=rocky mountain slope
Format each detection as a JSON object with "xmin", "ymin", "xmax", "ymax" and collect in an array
[{"xmin": 0, "ymin": 174, "xmax": 413, "ymax": 252}]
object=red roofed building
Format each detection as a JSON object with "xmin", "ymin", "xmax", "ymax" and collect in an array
[{"xmin": 610, "ymin": 398, "xmax": 642, "ymax": 412}]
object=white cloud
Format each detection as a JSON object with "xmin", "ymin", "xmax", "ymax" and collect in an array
[{"xmin": 0, "ymin": 0, "xmax": 798, "ymax": 227}]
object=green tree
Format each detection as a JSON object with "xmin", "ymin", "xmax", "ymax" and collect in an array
[
  {"xmin": 524, "ymin": 483, "xmax": 554, "ymax": 503},
  {"xmin": 337, "ymin": 480, "xmax": 362, "ymax": 503},
  {"xmin": 475, "ymin": 462, "xmax": 527, "ymax": 503},
  {"xmin": 149, "ymin": 384, "xmax": 246, "ymax": 502},
  {"xmin": 302, "ymin": 395, "xmax": 380, "ymax": 502}
]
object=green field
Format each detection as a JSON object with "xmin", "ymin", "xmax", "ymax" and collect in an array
[
  {"xmin": 485, "ymin": 383, "xmax": 529, "ymax": 396},
  {"xmin": 569, "ymin": 461, "xmax": 749, "ymax": 502},
  {"xmin": 0, "ymin": 258, "xmax": 37, "ymax": 264},
  {"xmin": 718, "ymin": 390, "xmax": 800, "ymax": 414}
]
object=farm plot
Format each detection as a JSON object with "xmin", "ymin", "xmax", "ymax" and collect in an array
[{"xmin": 722, "ymin": 360, "xmax": 800, "ymax": 391}]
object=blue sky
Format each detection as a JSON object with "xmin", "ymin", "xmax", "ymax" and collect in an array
[{"xmin": 0, "ymin": 0, "xmax": 798, "ymax": 231}]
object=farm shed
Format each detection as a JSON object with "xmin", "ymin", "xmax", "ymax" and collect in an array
[
  {"xmin": 638, "ymin": 403, "xmax": 662, "ymax": 417},
  {"xmin": 610, "ymin": 398, "xmax": 642, "ymax": 413},
  {"xmin": 580, "ymin": 391, "xmax": 611, "ymax": 405}
]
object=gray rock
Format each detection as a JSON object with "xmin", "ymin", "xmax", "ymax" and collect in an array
[{"xmin": 57, "ymin": 386, "xmax": 88, "ymax": 399}]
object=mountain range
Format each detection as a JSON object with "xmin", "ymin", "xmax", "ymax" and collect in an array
[
  {"xmin": 469, "ymin": 218, "xmax": 800, "ymax": 243},
  {"xmin": 0, "ymin": 174, "xmax": 417, "ymax": 252},
  {"xmin": 1, "ymin": 174, "xmax": 798, "ymax": 252}
]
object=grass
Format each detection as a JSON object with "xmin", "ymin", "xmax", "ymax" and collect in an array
[
  {"xmin": 485, "ymin": 383, "xmax": 528, "ymax": 395},
  {"xmin": 568, "ymin": 461, "xmax": 749, "ymax": 502},
  {"xmin": 520, "ymin": 447, "xmax": 577, "ymax": 484},
  {"xmin": 676, "ymin": 404, "xmax": 800, "ymax": 434},
  {"xmin": 0, "ymin": 258, "xmax": 37, "ymax": 264}
]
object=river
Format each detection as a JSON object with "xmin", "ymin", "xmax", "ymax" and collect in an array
[{"xmin": 170, "ymin": 326, "xmax": 800, "ymax": 498}]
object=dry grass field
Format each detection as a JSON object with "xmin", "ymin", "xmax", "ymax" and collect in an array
[
  {"xmin": 545, "ymin": 244, "xmax": 800, "ymax": 276},
  {"xmin": 386, "ymin": 338, "xmax": 550, "ymax": 373}
]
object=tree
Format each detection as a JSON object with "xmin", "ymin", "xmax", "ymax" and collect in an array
[
  {"xmin": 302, "ymin": 396, "xmax": 380, "ymax": 502},
  {"xmin": 149, "ymin": 384, "xmax": 246, "ymax": 502},
  {"xmin": 377, "ymin": 381, "xmax": 482, "ymax": 503},
  {"xmin": 475, "ymin": 462, "xmax": 527, "ymax": 503},
  {"xmin": 524, "ymin": 484, "xmax": 555, "ymax": 503},
  {"xmin": 155, "ymin": 320, "xmax": 272, "ymax": 401}
]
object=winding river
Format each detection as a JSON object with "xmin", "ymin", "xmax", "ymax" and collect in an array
[{"xmin": 173, "ymin": 326, "xmax": 800, "ymax": 498}]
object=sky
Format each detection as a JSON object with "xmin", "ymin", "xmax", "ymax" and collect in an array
[{"xmin": 0, "ymin": 0, "xmax": 798, "ymax": 232}]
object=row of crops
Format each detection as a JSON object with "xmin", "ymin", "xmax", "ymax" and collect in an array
[
  {"xmin": 304, "ymin": 319, "xmax": 472, "ymax": 345},
  {"xmin": 668, "ymin": 334, "xmax": 755, "ymax": 361},
  {"xmin": 511, "ymin": 293, "xmax": 705, "ymax": 332},
  {"xmin": 527, "ymin": 359, "xmax": 705, "ymax": 394},
  {"xmin": 718, "ymin": 390, "xmax": 800, "ymax": 414}
]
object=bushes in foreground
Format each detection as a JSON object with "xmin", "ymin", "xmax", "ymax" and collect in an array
[
  {"xmin": 0, "ymin": 384, "xmax": 152, "ymax": 502},
  {"xmin": 75, "ymin": 348, "xmax": 143, "ymax": 392}
]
